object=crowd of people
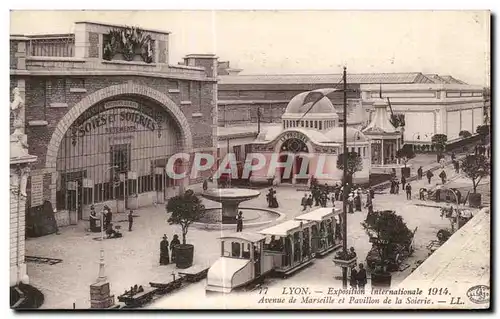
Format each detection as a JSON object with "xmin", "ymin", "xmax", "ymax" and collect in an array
[
  {"xmin": 89, "ymin": 205, "xmax": 133, "ymax": 238},
  {"xmin": 301, "ymin": 182, "xmax": 376, "ymax": 214}
]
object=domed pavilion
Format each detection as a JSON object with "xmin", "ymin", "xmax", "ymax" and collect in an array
[{"xmin": 250, "ymin": 89, "xmax": 371, "ymax": 186}]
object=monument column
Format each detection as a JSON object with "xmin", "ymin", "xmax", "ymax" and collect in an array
[{"xmin": 10, "ymin": 87, "xmax": 37, "ymax": 287}]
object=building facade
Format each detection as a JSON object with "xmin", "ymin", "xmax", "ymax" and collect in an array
[
  {"xmin": 10, "ymin": 21, "xmax": 218, "ymax": 227},
  {"xmin": 215, "ymin": 65, "xmax": 485, "ymax": 176},
  {"xmin": 361, "ymin": 83, "xmax": 485, "ymax": 145},
  {"xmin": 248, "ymin": 90, "xmax": 371, "ymax": 186}
]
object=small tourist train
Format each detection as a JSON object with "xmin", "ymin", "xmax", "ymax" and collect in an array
[{"xmin": 206, "ymin": 207, "xmax": 343, "ymax": 293}]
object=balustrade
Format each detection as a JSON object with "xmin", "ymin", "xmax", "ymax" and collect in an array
[{"xmin": 28, "ymin": 36, "xmax": 75, "ymax": 57}]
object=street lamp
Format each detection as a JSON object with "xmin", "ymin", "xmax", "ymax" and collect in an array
[
  {"xmin": 448, "ymin": 188, "xmax": 461, "ymax": 233},
  {"xmin": 341, "ymin": 67, "xmax": 348, "ymax": 289},
  {"xmin": 97, "ymin": 165, "xmax": 118, "ymax": 282}
]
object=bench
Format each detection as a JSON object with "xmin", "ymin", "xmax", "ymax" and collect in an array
[{"xmin": 117, "ymin": 287, "xmax": 158, "ymax": 307}]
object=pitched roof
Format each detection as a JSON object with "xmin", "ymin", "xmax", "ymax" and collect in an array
[
  {"xmin": 423, "ymin": 74, "xmax": 468, "ymax": 84},
  {"xmin": 219, "ymin": 72, "xmax": 430, "ymax": 85}
]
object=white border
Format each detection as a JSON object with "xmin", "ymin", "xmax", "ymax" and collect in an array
[{"xmin": 2, "ymin": 2, "xmax": 497, "ymax": 318}]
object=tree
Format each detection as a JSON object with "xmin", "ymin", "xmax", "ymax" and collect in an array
[
  {"xmin": 431, "ymin": 134, "xmax": 448, "ymax": 155},
  {"xmin": 459, "ymin": 130, "xmax": 472, "ymax": 138},
  {"xmin": 476, "ymin": 125, "xmax": 490, "ymax": 143},
  {"xmin": 166, "ymin": 189, "xmax": 206, "ymax": 244},
  {"xmin": 396, "ymin": 144, "xmax": 416, "ymax": 167},
  {"xmin": 336, "ymin": 151, "xmax": 363, "ymax": 185},
  {"xmin": 461, "ymin": 154, "xmax": 490, "ymax": 193},
  {"xmin": 362, "ymin": 210, "xmax": 414, "ymax": 272}
]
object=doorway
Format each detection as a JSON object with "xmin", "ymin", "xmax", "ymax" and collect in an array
[
  {"xmin": 61, "ymin": 170, "xmax": 87, "ymax": 220},
  {"xmin": 110, "ymin": 144, "xmax": 131, "ymax": 211}
]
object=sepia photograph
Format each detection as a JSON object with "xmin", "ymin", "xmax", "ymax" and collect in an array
[{"xmin": 8, "ymin": 9, "xmax": 491, "ymax": 310}]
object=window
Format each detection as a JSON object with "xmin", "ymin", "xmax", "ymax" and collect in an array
[
  {"xmin": 363, "ymin": 147, "xmax": 366, "ymax": 157},
  {"xmin": 242, "ymin": 243, "xmax": 250, "ymax": 259},
  {"xmin": 155, "ymin": 173, "xmax": 164, "ymax": 191},
  {"xmin": 138, "ymin": 175, "xmax": 154, "ymax": 193},
  {"xmin": 127, "ymin": 179, "xmax": 137, "ymax": 195},
  {"xmin": 233, "ymin": 145, "xmax": 242, "ymax": 161},
  {"xmin": 319, "ymin": 121, "xmax": 322, "ymax": 130},
  {"xmin": 358, "ymin": 147, "xmax": 361, "ymax": 156},
  {"xmin": 244, "ymin": 144, "xmax": 252, "ymax": 159},
  {"xmin": 231, "ymin": 242, "xmax": 241, "ymax": 257}
]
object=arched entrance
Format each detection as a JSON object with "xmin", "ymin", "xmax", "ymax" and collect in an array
[
  {"xmin": 46, "ymin": 83, "xmax": 193, "ymax": 220},
  {"xmin": 278, "ymin": 138, "xmax": 310, "ymax": 183}
]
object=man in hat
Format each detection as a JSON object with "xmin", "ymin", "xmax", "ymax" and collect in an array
[
  {"xmin": 236, "ymin": 211, "xmax": 244, "ymax": 232},
  {"xmin": 426, "ymin": 170, "xmax": 434, "ymax": 184},
  {"xmin": 439, "ymin": 170, "xmax": 447, "ymax": 184},
  {"xmin": 349, "ymin": 265, "xmax": 358, "ymax": 289},
  {"xmin": 301, "ymin": 193, "xmax": 308, "ymax": 211},
  {"xmin": 160, "ymin": 235, "xmax": 170, "ymax": 265},
  {"xmin": 356, "ymin": 263, "xmax": 367, "ymax": 293},
  {"xmin": 89, "ymin": 205, "xmax": 99, "ymax": 232},
  {"xmin": 354, "ymin": 191, "xmax": 362, "ymax": 212},
  {"xmin": 128, "ymin": 210, "xmax": 134, "ymax": 231},
  {"xmin": 307, "ymin": 194, "xmax": 313, "ymax": 208},
  {"xmin": 417, "ymin": 166, "xmax": 423, "ymax": 180},
  {"xmin": 104, "ymin": 206, "xmax": 112, "ymax": 230},
  {"xmin": 406, "ymin": 183, "xmax": 412, "ymax": 200}
]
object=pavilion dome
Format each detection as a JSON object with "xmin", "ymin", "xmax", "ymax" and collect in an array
[
  {"xmin": 283, "ymin": 91, "xmax": 338, "ymax": 115},
  {"xmin": 324, "ymin": 126, "xmax": 367, "ymax": 143}
]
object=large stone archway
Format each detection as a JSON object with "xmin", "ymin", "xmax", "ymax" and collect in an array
[{"xmin": 45, "ymin": 82, "xmax": 193, "ymax": 171}]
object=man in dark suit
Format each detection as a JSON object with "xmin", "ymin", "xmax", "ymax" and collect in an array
[{"xmin": 356, "ymin": 263, "xmax": 367, "ymax": 293}]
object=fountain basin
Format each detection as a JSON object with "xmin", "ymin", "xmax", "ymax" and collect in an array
[
  {"xmin": 193, "ymin": 207, "xmax": 285, "ymax": 230},
  {"xmin": 201, "ymin": 188, "xmax": 261, "ymax": 218}
]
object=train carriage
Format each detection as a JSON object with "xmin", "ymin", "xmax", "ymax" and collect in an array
[
  {"xmin": 259, "ymin": 219, "xmax": 316, "ymax": 276},
  {"xmin": 206, "ymin": 232, "xmax": 273, "ymax": 293},
  {"xmin": 295, "ymin": 207, "xmax": 342, "ymax": 257}
]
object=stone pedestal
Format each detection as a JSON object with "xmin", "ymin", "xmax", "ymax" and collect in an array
[
  {"xmin": 10, "ymin": 153, "xmax": 37, "ymax": 287},
  {"xmin": 10, "ymin": 84, "xmax": 37, "ymax": 287},
  {"xmin": 90, "ymin": 281, "xmax": 115, "ymax": 309}
]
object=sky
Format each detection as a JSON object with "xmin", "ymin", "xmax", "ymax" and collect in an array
[{"xmin": 10, "ymin": 10, "xmax": 490, "ymax": 86}]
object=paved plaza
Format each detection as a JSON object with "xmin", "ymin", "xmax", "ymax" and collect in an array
[{"xmin": 26, "ymin": 156, "xmax": 489, "ymax": 309}]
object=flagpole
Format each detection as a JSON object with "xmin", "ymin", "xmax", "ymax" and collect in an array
[{"xmin": 342, "ymin": 66, "xmax": 348, "ymax": 289}]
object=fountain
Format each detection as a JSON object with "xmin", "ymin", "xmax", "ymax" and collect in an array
[
  {"xmin": 199, "ymin": 188, "xmax": 284, "ymax": 229},
  {"xmin": 202, "ymin": 188, "xmax": 261, "ymax": 218}
]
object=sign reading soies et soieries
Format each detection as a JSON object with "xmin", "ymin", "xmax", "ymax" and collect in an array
[{"xmin": 70, "ymin": 100, "xmax": 165, "ymax": 144}]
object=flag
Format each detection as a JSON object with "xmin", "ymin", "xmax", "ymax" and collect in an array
[{"xmin": 298, "ymin": 89, "xmax": 340, "ymax": 123}]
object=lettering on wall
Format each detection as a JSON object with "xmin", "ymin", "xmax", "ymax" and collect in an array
[
  {"xmin": 70, "ymin": 100, "xmax": 165, "ymax": 146},
  {"xmin": 279, "ymin": 131, "xmax": 309, "ymax": 144},
  {"xmin": 30, "ymin": 175, "xmax": 44, "ymax": 207}
]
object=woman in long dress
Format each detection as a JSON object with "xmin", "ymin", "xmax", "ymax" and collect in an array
[
  {"xmin": 170, "ymin": 234, "xmax": 181, "ymax": 262},
  {"xmin": 348, "ymin": 194, "xmax": 354, "ymax": 214},
  {"xmin": 160, "ymin": 235, "xmax": 170, "ymax": 265}
]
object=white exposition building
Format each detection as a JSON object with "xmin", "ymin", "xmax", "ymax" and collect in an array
[{"xmin": 215, "ymin": 70, "xmax": 486, "ymax": 183}]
